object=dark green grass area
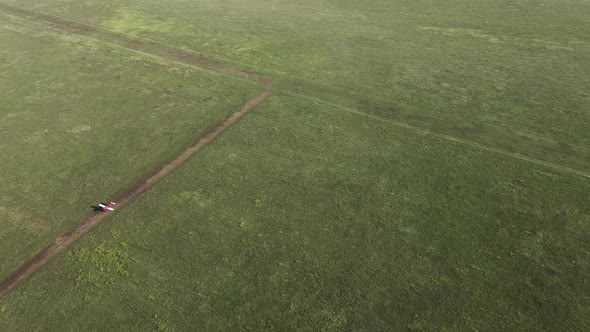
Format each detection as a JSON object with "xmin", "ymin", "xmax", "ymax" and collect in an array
[
  {"xmin": 2, "ymin": 0, "xmax": 589, "ymax": 172},
  {"xmin": 1, "ymin": 94, "xmax": 588, "ymax": 330},
  {"xmin": 0, "ymin": 23, "xmax": 259, "ymax": 278}
]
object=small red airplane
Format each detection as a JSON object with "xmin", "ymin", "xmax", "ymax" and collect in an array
[{"xmin": 98, "ymin": 201, "xmax": 116, "ymax": 211}]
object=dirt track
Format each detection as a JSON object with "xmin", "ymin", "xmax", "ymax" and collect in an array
[
  {"xmin": 0, "ymin": 4, "xmax": 276, "ymax": 299},
  {"xmin": 0, "ymin": 4, "xmax": 270, "ymax": 87},
  {"xmin": 0, "ymin": 71, "xmax": 271, "ymax": 299}
]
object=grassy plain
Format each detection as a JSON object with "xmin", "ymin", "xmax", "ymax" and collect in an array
[
  {"xmin": 1, "ymin": 94, "xmax": 589, "ymax": 330},
  {"xmin": 0, "ymin": 18, "xmax": 259, "ymax": 278},
  {"xmin": 1, "ymin": 0, "xmax": 589, "ymax": 171},
  {"xmin": 0, "ymin": 0, "xmax": 589, "ymax": 330}
]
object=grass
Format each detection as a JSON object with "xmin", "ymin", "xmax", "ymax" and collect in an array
[
  {"xmin": 1, "ymin": 0, "xmax": 589, "ymax": 330},
  {"xmin": 1, "ymin": 0, "xmax": 589, "ymax": 171},
  {"xmin": 0, "ymin": 19, "xmax": 260, "ymax": 279},
  {"xmin": 1, "ymin": 94, "xmax": 588, "ymax": 330}
]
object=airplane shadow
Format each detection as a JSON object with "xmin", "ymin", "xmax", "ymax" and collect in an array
[{"xmin": 90, "ymin": 205, "xmax": 105, "ymax": 212}]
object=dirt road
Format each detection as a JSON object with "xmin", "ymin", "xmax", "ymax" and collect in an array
[{"xmin": 0, "ymin": 87, "xmax": 271, "ymax": 298}]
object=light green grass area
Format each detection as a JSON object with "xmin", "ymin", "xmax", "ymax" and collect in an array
[
  {"xmin": 1, "ymin": 0, "xmax": 589, "ymax": 171},
  {"xmin": 1, "ymin": 94, "xmax": 588, "ymax": 330},
  {"xmin": 0, "ymin": 21, "xmax": 259, "ymax": 279}
]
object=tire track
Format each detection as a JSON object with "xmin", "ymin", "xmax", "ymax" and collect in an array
[
  {"xmin": 296, "ymin": 93, "xmax": 590, "ymax": 179},
  {"xmin": 0, "ymin": 85, "xmax": 272, "ymax": 299},
  {"xmin": 1, "ymin": 4, "xmax": 588, "ymax": 177},
  {"xmin": 0, "ymin": 4, "xmax": 273, "ymax": 298},
  {"xmin": 0, "ymin": 4, "xmax": 270, "ymax": 88}
]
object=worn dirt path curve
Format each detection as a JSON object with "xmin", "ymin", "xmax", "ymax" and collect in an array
[{"xmin": 0, "ymin": 88, "xmax": 272, "ymax": 299}]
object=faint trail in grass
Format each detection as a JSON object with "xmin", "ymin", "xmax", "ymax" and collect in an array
[
  {"xmin": 295, "ymin": 93, "xmax": 590, "ymax": 180},
  {"xmin": 1, "ymin": 5, "xmax": 588, "ymax": 166},
  {"xmin": 0, "ymin": 87, "xmax": 271, "ymax": 299},
  {"xmin": 0, "ymin": 4, "xmax": 270, "ymax": 89},
  {"xmin": 2, "ymin": 4, "xmax": 588, "ymax": 167}
]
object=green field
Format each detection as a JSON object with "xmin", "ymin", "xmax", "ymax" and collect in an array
[
  {"xmin": 1, "ymin": 0, "xmax": 589, "ymax": 330},
  {"xmin": 2, "ymin": 0, "xmax": 590, "ymax": 171},
  {"xmin": 0, "ymin": 19, "xmax": 259, "ymax": 278},
  {"xmin": 2, "ymin": 94, "xmax": 589, "ymax": 330}
]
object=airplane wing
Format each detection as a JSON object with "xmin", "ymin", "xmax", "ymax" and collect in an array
[
  {"xmin": 106, "ymin": 207, "xmax": 115, "ymax": 211},
  {"xmin": 98, "ymin": 204, "xmax": 106, "ymax": 208}
]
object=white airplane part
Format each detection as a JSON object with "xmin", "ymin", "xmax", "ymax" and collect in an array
[{"xmin": 98, "ymin": 203, "xmax": 115, "ymax": 211}]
